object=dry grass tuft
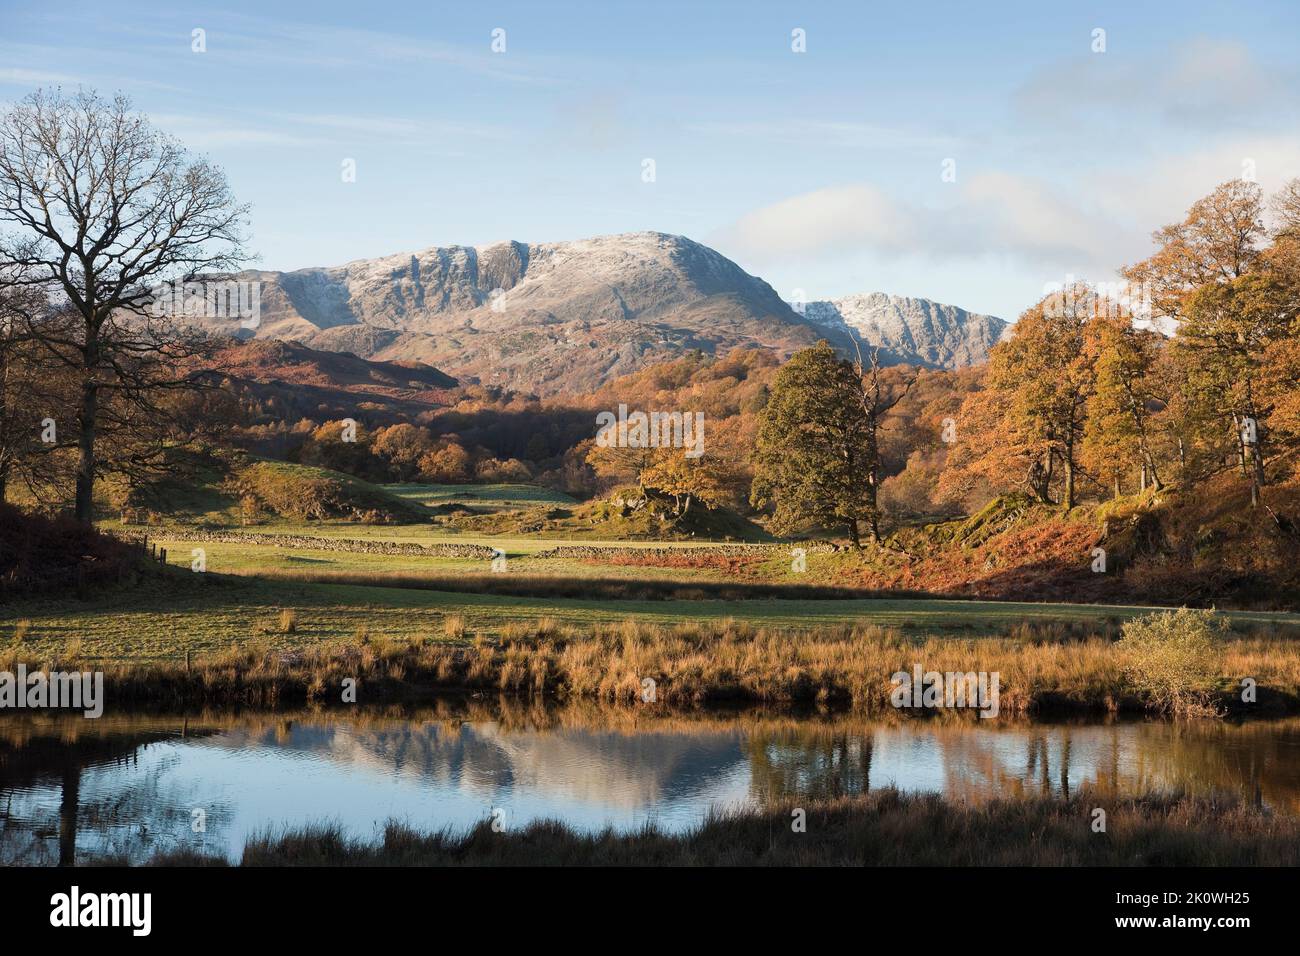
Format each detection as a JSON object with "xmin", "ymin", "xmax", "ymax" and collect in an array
[{"xmin": 173, "ymin": 791, "xmax": 1300, "ymax": 867}]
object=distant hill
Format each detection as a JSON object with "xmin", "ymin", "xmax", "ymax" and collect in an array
[
  {"xmin": 202, "ymin": 232, "xmax": 848, "ymax": 396},
  {"xmin": 211, "ymin": 338, "xmax": 457, "ymax": 396},
  {"xmin": 802, "ymin": 292, "xmax": 1008, "ymax": 369},
  {"xmin": 196, "ymin": 339, "xmax": 459, "ymax": 424}
]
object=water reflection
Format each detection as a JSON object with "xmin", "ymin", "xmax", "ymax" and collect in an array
[{"xmin": 2, "ymin": 703, "xmax": 1298, "ymax": 865}]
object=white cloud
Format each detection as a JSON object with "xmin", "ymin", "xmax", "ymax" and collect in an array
[
  {"xmin": 711, "ymin": 173, "xmax": 1121, "ymax": 277},
  {"xmin": 710, "ymin": 183, "xmax": 916, "ymax": 261},
  {"xmin": 711, "ymin": 126, "xmax": 1300, "ymax": 298}
]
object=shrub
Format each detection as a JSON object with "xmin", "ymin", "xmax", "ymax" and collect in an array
[
  {"xmin": 1117, "ymin": 608, "xmax": 1227, "ymax": 714},
  {"xmin": 0, "ymin": 503, "xmax": 145, "ymax": 594},
  {"xmin": 233, "ymin": 461, "xmax": 418, "ymax": 523}
]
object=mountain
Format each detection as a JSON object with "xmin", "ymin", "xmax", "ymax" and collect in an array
[
  {"xmin": 215, "ymin": 232, "xmax": 843, "ymax": 397},
  {"xmin": 801, "ymin": 292, "xmax": 1008, "ymax": 369}
]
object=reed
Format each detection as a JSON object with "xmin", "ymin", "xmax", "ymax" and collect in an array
[
  {"xmin": 17, "ymin": 616, "xmax": 1300, "ymax": 714},
  {"xmin": 149, "ymin": 791, "xmax": 1300, "ymax": 867}
]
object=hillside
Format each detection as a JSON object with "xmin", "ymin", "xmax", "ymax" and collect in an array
[
  {"xmin": 115, "ymin": 453, "xmax": 434, "ymax": 526},
  {"xmin": 204, "ymin": 232, "xmax": 849, "ymax": 396},
  {"xmin": 835, "ymin": 474, "xmax": 1300, "ymax": 610},
  {"xmin": 193, "ymin": 339, "xmax": 461, "ymax": 428},
  {"xmin": 211, "ymin": 339, "xmax": 457, "ymax": 396}
]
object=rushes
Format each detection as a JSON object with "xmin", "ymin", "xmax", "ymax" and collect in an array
[
  {"xmin": 188, "ymin": 792, "xmax": 1300, "ymax": 867},
  {"xmin": 49, "ymin": 614, "xmax": 1300, "ymax": 714}
]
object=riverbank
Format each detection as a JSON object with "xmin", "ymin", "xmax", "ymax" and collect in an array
[
  {"xmin": 143, "ymin": 792, "xmax": 1300, "ymax": 866},
  {"xmin": 12, "ymin": 616, "xmax": 1300, "ymax": 715}
]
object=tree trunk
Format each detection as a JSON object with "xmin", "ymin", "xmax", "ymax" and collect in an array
[
  {"xmin": 74, "ymin": 377, "xmax": 97, "ymax": 524},
  {"xmin": 1063, "ymin": 458, "xmax": 1075, "ymax": 510},
  {"xmin": 847, "ymin": 518, "xmax": 861, "ymax": 549},
  {"xmin": 1232, "ymin": 414, "xmax": 1249, "ymax": 479},
  {"xmin": 1027, "ymin": 456, "xmax": 1052, "ymax": 503},
  {"xmin": 1248, "ymin": 430, "xmax": 1266, "ymax": 503}
]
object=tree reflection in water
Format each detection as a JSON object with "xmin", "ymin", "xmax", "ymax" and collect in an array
[{"xmin": 2, "ymin": 706, "xmax": 1299, "ymax": 865}]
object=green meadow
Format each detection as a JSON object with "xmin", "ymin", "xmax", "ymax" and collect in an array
[{"xmin": 11, "ymin": 483, "xmax": 1300, "ymax": 667}]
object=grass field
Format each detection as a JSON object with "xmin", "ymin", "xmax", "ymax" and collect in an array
[
  {"xmin": 12, "ymin": 483, "xmax": 1300, "ymax": 670},
  {"xmin": 383, "ymin": 482, "xmax": 577, "ymax": 508},
  {"xmin": 8, "ymin": 562, "xmax": 1300, "ymax": 664}
]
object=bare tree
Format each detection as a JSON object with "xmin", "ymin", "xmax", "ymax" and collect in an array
[
  {"xmin": 849, "ymin": 337, "xmax": 915, "ymax": 541},
  {"xmin": 0, "ymin": 89, "xmax": 248, "ymax": 523}
]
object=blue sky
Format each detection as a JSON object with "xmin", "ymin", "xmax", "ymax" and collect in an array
[{"xmin": 3, "ymin": 0, "xmax": 1299, "ymax": 319}]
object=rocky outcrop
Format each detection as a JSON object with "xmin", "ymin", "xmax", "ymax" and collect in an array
[{"xmin": 802, "ymin": 292, "xmax": 1007, "ymax": 369}]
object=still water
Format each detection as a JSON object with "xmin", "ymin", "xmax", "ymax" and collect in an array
[{"xmin": 3, "ymin": 702, "xmax": 1298, "ymax": 864}]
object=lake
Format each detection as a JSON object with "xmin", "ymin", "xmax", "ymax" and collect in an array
[{"xmin": 3, "ymin": 701, "xmax": 1298, "ymax": 865}]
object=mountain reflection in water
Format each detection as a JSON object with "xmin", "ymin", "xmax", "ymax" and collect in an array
[{"xmin": 2, "ymin": 702, "xmax": 1298, "ymax": 865}]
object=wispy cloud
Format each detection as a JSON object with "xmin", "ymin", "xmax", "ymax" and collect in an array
[
  {"xmin": 173, "ymin": 15, "xmax": 565, "ymax": 87},
  {"xmin": 148, "ymin": 112, "xmax": 327, "ymax": 150},
  {"xmin": 256, "ymin": 110, "xmax": 514, "ymax": 143},
  {"xmin": 1013, "ymin": 37, "xmax": 1300, "ymax": 132},
  {"xmin": 145, "ymin": 107, "xmax": 516, "ymax": 153},
  {"xmin": 0, "ymin": 67, "xmax": 81, "ymax": 87},
  {"xmin": 686, "ymin": 119, "xmax": 958, "ymax": 152}
]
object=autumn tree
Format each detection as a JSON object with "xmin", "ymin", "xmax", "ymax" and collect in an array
[
  {"xmin": 638, "ymin": 448, "xmax": 732, "ymax": 515},
  {"xmin": 1122, "ymin": 179, "xmax": 1266, "ymax": 329},
  {"xmin": 0, "ymin": 89, "xmax": 247, "ymax": 522},
  {"xmin": 1082, "ymin": 314, "xmax": 1166, "ymax": 494},
  {"xmin": 1177, "ymin": 272, "xmax": 1293, "ymax": 503},
  {"xmin": 585, "ymin": 439, "xmax": 656, "ymax": 494},
  {"xmin": 297, "ymin": 419, "xmax": 377, "ymax": 478},
  {"xmin": 946, "ymin": 287, "xmax": 1096, "ymax": 509},
  {"xmin": 1256, "ymin": 178, "xmax": 1300, "ymax": 454},
  {"xmin": 418, "ymin": 441, "xmax": 471, "ymax": 482},
  {"xmin": 372, "ymin": 423, "xmax": 435, "ymax": 481}
]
